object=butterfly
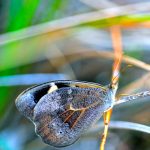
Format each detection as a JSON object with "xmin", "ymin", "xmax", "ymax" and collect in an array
[{"xmin": 15, "ymin": 80, "xmax": 150, "ymax": 147}]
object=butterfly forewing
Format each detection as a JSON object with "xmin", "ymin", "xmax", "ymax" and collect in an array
[{"xmin": 15, "ymin": 80, "xmax": 105, "ymax": 120}]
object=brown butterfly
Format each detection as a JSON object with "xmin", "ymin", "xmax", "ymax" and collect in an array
[{"xmin": 15, "ymin": 80, "xmax": 150, "ymax": 147}]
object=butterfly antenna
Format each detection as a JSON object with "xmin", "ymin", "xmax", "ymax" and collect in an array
[
  {"xmin": 115, "ymin": 91, "xmax": 150, "ymax": 105},
  {"xmin": 110, "ymin": 64, "xmax": 132, "ymax": 90}
]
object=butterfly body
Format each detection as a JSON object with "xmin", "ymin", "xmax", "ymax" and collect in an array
[{"xmin": 15, "ymin": 80, "xmax": 116, "ymax": 147}]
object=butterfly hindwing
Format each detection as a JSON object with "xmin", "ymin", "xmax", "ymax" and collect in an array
[{"xmin": 33, "ymin": 87, "xmax": 108, "ymax": 147}]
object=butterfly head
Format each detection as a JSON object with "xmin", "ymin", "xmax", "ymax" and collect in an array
[{"xmin": 106, "ymin": 82, "xmax": 118, "ymax": 106}]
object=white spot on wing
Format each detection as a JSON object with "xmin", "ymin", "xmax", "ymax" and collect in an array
[
  {"xmin": 67, "ymin": 89, "xmax": 72, "ymax": 95},
  {"xmin": 48, "ymin": 83, "xmax": 58, "ymax": 93}
]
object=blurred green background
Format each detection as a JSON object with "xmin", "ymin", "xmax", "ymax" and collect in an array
[{"xmin": 0, "ymin": 0, "xmax": 150, "ymax": 150}]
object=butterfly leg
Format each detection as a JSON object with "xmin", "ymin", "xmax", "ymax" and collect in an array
[{"xmin": 100, "ymin": 109, "xmax": 112, "ymax": 150}]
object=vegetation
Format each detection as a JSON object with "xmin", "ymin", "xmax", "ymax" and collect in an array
[{"xmin": 0, "ymin": 1, "xmax": 150, "ymax": 150}]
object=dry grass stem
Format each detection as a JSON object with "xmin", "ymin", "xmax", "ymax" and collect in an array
[
  {"xmin": 46, "ymin": 50, "xmax": 150, "ymax": 72},
  {"xmin": 0, "ymin": 2, "xmax": 150, "ymax": 45},
  {"xmin": 45, "ymin": 46, "xmax": 76, "ymax": 79}
]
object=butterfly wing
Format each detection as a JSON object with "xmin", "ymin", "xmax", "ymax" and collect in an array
[
  {"xmin": 15, "ymin": 80, "xmax": 111, "ymax": 147},
  {"xmin": 15, "ymin": 83, "xmax": 51, "ymax": 120},
  {"xmin": 15, "ymin": 80, "xmax": 106, "ymax": 120},
  {"xmin": 33, "ymin": 87, "xmax": 109, "ymax": 147}
]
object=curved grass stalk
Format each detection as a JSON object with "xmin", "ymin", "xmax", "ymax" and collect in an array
[
  {"xmin": 46, "ymin": 50, "xmax": 150, "ymax": 72},
  {"xmin": 87, "ymin": 121, "xmax": 150, "ymax": 135}
]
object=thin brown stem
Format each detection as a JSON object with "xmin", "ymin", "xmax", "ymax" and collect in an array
[{"xmin": 100, "ymin": 26, "xmax": 123, "ymax": 150}]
